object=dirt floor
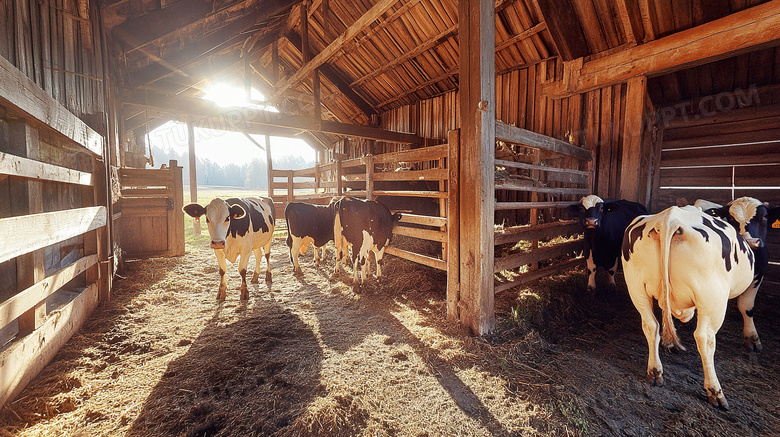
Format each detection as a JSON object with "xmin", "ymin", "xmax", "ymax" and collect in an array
[{"xmin": 2, "ymin": 222, "xmax": 780, "ymax": 436}]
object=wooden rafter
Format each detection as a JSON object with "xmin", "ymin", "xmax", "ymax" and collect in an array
[
  {"xmin": 547, "ymin": 0, "xmax": 780, "ymax": 98},
  {"xmin": 270, "ymin": 0, "xmax": 399, "ymax": 102},
  {"xmin": 495, "ymin": 22, "xmax": 547, "ymax": 52},
  {"xmin": 111, "ymin": 0, "xmax": 216, "ymax": 52},
  {"xmin": 121, "ymin": 89, "xmax": 422, "ymax": 144},
  {"xmin": 535, "ymin": 0, "xmax": 590, "ymax": 61}
]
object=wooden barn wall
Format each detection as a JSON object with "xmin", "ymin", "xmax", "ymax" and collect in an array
[{"xmin": 379, "ymin": 59, "xmax": 640, "ymax": 225}]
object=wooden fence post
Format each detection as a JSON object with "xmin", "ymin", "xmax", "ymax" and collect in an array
[
  {"xmin": 365, "ymin": 155, "xmax": 374, "ymax": 200},
  {"xmin": 336, "ymin": 159, "xmax": 343, "ymax": 195},
  {"xmin": 288, "ymin": 170, "xmax": 295, "ymax": 204},
  {"xmin": 169, "ymin": 160, "xmax": 185, "ymax": 256},
  {"xmin": 187, "ymin": 119, "xmax": 200, "ymax": 235},
  {"xmin": 446, "ymin": 129, "xmax": 461, "ymax": 323}
]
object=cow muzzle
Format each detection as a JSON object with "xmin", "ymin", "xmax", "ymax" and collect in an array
[
  {"xmin": 210, "ymin": 240, "xmax": 226, "ymax": 250},
  {"xmin": 584, "ymin": 218, "xmax": 599, "ymax": 229},
  {"xmin": 744, "ymin": 237, "xmax": 761, "ymax": 249}
]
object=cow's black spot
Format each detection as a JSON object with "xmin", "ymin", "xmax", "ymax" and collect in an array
[
  {"xmin": 622, "ymin": 222, "xmax": 646, "ymax": 261},
  {"xmin": 746, "ymin": 308, "xmax": 754, "ymax": 318},
  {"xmin": 701, "ymin": 216, "xmax": 733, "ymax": 272},
  {"xmin": 691, "ymin": 226, "xmax": 709, "ymax": 242}
]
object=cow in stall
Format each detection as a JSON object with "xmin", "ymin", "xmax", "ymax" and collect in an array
[
  {"xmin": 622, "ymin": 205, "xmax": 760, "ymax": 409},
  {"xmin": 332, "ymin": 196, "xmax": 402, "ymax": 292},
  {"xmin": 693, "ymin": 196, "xmax": 780, "ymax": 351},
  {"xmin": 567, "ymin": 195, "xmax": 648, "ymax": 291},
  {"xmin": 285, "ymin": 201, "xmax": 337, "ymax": 276},
  {"xmin": 183, "ymin": 197, "xmax": 275, "ymax": 300}
]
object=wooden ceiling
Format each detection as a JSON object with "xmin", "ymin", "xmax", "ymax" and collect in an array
[{"xmin": 101, "ymin": 0, "xmax": 777, "ymax": 141}]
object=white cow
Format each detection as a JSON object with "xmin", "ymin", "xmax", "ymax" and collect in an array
[
  {"xmin": 183, "ymin": 197, "xmax": 275, "ymax": 300},
  {"xmin": 621, "ymin": 205, "xmax": 756, "ymax": 410}
]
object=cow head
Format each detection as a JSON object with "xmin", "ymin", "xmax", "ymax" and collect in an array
[
  {"xmin": 182, "ymin": 198, "xmax": 246, "ymax": 249},
  {"xmin": 706, "ymin": 197, "xmax": 769, "ymax": 249},
  {"xmin": 568, "ymin": 195, "xmax": 612, "ymax": 230}
]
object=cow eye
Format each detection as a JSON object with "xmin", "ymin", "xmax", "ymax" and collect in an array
[
  {"xmin": 224, "ymin": 217, "xmax": 230, "ymax": 223},
  {"xmin": 205, "ymin": 218, "xmax": 210, "ymax": 223}
]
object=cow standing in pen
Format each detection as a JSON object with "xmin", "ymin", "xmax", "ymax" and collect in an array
[
  {"xmin": 183, "ymin": 197, "xmax": 275, "ymax": 300},
  {"xmin": 622, "ymin": 205, "xmax": 759, "ymax": 410},
  {"xmin": 567, "ymin": 195, "xmax": 648, "ymax": 291},
  {"xmin": 285, "ymin": 201, "xmax": 337, "ymax": 276},
  {"xmin": 333, "ymin": 197, "xmax": 401, "ymax": 292}
]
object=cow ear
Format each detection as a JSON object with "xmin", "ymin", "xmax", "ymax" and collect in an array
[
  {"xmin": 229, "ymin": 204, "xmax": 247, "ymax": 220},
  {"xmin": 709, "ymin": 205, "xmax": 730, "ymax": 219},
  {"xmin": 564, "ymin": 203, "xmax": 580, "ymax": 219},
  {"xmin": 183, "ymin": 203, "xmax": 206, "ymax": 218},
  {"xmin": 603, "ymin": 202, "xmax": 621, "ymax": 213}
]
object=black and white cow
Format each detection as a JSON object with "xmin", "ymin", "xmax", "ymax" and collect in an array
[
  {"xmin": 567, "ymin": 195, "xmax": 648, "ymax": 290},
  {"xmin": 332, "ymin": 197, "xmax": 401, "ymax": 292},
  {"xmin": 622, "ymin": 205, "xmax": 756, "ymax": 409},
  {"xmin": 183, "ymin": 197, "xmax": 275, "ymax": 300},
  {"xmin": 285, "ymin": 201, "xmax": 337, "ymax": 276},
  {"xmin": 694, "ymin": 196, "xmax": 780, "ymax": 351}
]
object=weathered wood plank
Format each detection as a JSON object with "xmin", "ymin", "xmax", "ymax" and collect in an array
[
  {"xmin": 0, "ymin": 55, "xmax": 102, "ymax": 155},
  {"xmin": 0, "ymin": 206, "xmax": 107, "ymax": 264},
  {"xmin": 495, "ymin": 221, "xmax": 581, "ymax": 245},
  {"xmin": 495, "ymin": 180, "xmax": 589, "ymax": 195},
  {"xmin": 370, "ymin": 144, "xmax": 448, "ymax": 163},
  {"xmin": 495, "ymin": 200, "xmax": 578, "ymax": 210},
  {"xmin": 494, "ymin": 239, "xmax": 582, "ymax": 272},
  {"xmin": 397, "ymin": 213, "xmax": 447, "ymax": 227},
  {"xmin": 0, "ymin": 152, "xmax": 92, "ymax": 185},
  {"xmin": 373, "ymin": 168, "xmax": 447, "ymax": 181},
  {"xmin": 385, "ymin": 246, "xmax": 446, "ymax": 270},
  {"xmin": 496, "ymin": 122, "xmax": 591, "ymax": 160},
  {"xmin": 392, "ymin": 225, "xmax": 447, "ymax": 243},
  {"xmin": 494, "ymin": 256, "xmax": 584, "ymax": 293}
]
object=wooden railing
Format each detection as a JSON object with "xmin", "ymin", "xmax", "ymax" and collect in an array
[
  {"xmin": 493, "ymin": 122, "xmax": 592, "ymax": 293},
  {"xmin": 0, "ymin": 120, "xmax": 109, "ymax": 407}
]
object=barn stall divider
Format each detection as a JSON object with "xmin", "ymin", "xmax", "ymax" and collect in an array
[
  {"xmin": 117, "ymin": 160, "xmax": 185, "ymax": 259},
  {"xmin": 271, "ymin": 133, "xmax": 459, "ymax": 275},
  {"xmin": 0, "ymin": 67, "xmax": 110, "ymax": 406},
  {"xmin": 492, "ymin": 122, "xmax": 593, "ymax": 294}
]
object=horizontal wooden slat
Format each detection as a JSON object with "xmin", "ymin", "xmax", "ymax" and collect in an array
[
  {"xmin": 370, "ymin": 144, "xmax": 448, "ymax": 164},
  {"xmin": 121, "ymin": 188, "xmax": 172, "ymax": 197},
  {"xmin": 0, "ymin": 254, "xmax": 97, "ymax": 327},
  {"xmin": 661, "ymin": 142, "xmax": 780, "ymax": 167},
  {"xmin": 495, "ymin": 158, "xmax": 589, "ymax": 176},
  {"xmin": 294, "ymin": 167, "xmax": 317, "ymax": 177},
  {"xmin": 0, "ymin": 55, "xmax": 103, "ymax": 155},
  {"xmin": 371, "ymin": 190, "xmax": 447, "ymax": 198},
  {"xmin": 0, "ymin": 153, "xmax": 92, "ymax": 186},
  {"xmin": 734, "ymin": 165, "xmax": 780, "ymax": 187},
  {"xmin": 659, "ymin": 167, "xmax": 732, "ymax": 188},
  {"xmin": 385, "ymin": 246, "xmax": 446, "ymax": 270},
  {"xmin": 663, "ymin": 116, "xmax": 780, "ymax": 142},
  {"xmin": 496, "ymin": 122, "xmax": 591, "ymax": 160},
  {"xmin": 495, "ymin": 221, "xmax": 581, "ymax": 245},
  {"xmin": 319, "ymin": 162, "xmax": 338, "ymax": 172},
  {"xmin": 494, "ymin": 240, "xmax": 583, "ymax": 273},
  {"xmin": 495, "ymin": 181, "xmax": 589, "ymax": 195},
  {"xmin": 272, "ymin": 181, "xmax": 317, "ymax": 189},
  {"xmin": 662, "ymin": 132, "xmax": 780, "ymax": 150},
  {"xmin": 664, "ymin": 103, "xmax": 780, "ymax": 129},
  {"xmin": 655, "ymin": 188, "xmax": 734, "ymax": 209},
  {"xmin": 373, "ymin": 168, "xmax": 447, "ymax": 181},
  {"xmin": 343, "ymin": 174, "xmax": 367, "ymax": 182},
  {"xmin": 393, "ymin": 225, "xmax": 447, "ymax": 242},
  {"xmin": 396, "ymin": 213, "xmax": 447, "ymax": 227},
  {"xmin": 341, "ymin": 158, "xmax": 365, "ymax": 168},
  {"xmin": 119, "ymin": 169, "xmax": 174, "ymax": 187},
  {"xmin": 495, "ymin": 201, "xmax": 579, "ymax": 210},
  {"xmin": 0, "ymin": 207, "xmax": 106, "ymax": 264},
  {"xmin": 494, "ymin": 257, "xmax": 584, "ymax": 293}
]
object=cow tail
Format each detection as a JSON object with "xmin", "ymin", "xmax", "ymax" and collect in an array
[
  {"xmin": 659, "ymin": 211, "xmax": 686, "ymax": 352},
  {"xmin": 284, "ymin": 208, "xmax": 293, "ymax": 262}
]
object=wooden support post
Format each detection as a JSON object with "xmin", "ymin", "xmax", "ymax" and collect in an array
[
  {"xmin": 529, "ymin": 150, "xmax": 540, "ymax": 269},
  {"xmin": 439, "ymin": 154, "xmax": 447, "ymax": 261},
  {"xmin": 7, "ymin": 121, "xmax": 46, "ymax": 334},
  {"xmin": 336, "ymin": 159, "xmax": 343, "ymax": 195},
  {"xmin": 458, "ymin": 0, "xmax": 496, "ymax": 335},
  {"xmin": 271, "ymin": 41, "xmax": 279, "ymax": 85},
  {"xmin": 619, "ymin": 76, "xmax": 647, "ymax": 202},
  {"xmin": 365, "ymin": 155, "xmax": 374, "ymax": 200},
  {"xmin": 446, "ymin": 129, "xmax": 461, "ymax": 322},
  {"xmin": 287, "ymin": 169, "xmax": 295, "ymax": 203},
  {"xmin": 266, "ymin": 135, "xmax": 274, "ymax": 198},
  {"xmin": 187, "ymin": 119, "xmax": 200, "ymax": 235},
  {"xmin": 92, "ymin": 155, "xmax": 111, "ymax": 302},
  {"xmin": 169, "ymin": 160, "xmax": 185, "ymax": 256}
]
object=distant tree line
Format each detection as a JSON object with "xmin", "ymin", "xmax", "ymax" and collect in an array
[{"xmin": 151, "ymin": 146, "xmax": 314, "ymax": 189}]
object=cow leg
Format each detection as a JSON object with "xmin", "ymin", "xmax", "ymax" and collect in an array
[
  {"xmin": 251, "ymin": 248, "xmax": 262, "ymax": 283},
  {"xmin": 352, "ymin": 250, "xmax": 361, "ymax": 293},
  {"xmin": 374, "ymin": 246, "xmax": 386, "ymax": 278},
  {"xmin": 607, "ymin": 258, "xmax": 619, "ymax": 287},
  {"xmin": 238, "ymin": 251, "xmax": 250, "ymax": 300},
  {"xmin": 586, "ymin": 254, "xmax": 597, "ymax": 291},
  {"xmin": 289, "ymin": 235, "xmax": 304, "ymax": 276},
  {"xmin": 263, "ymin": 238, "xmax": 273, "ymax": 282},
  {"xmin": 694, "ymin": 311, "xmax": 729, "ymax": 410},
  {"xmin": 737, "ymin": 281, "xmax": 762, "ymax": 352},
  {"xmin": 214, "ymin": 249, "xmax": 229, "ymax": 301},
  {"xmin": 629, "ymin": 290, "xmax": 664, "ymax": 386}
]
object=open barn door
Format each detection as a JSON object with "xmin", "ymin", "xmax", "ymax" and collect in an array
[{"xmin": 117, "ymin": 160, "xmax": 185, "ymax": 259}]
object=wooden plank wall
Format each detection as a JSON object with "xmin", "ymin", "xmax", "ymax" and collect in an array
[
  {"xmin": 0, "ymin": 0, "xmax": 106, "ymax": 124},
  {"xmin": 380, "ymin": 58, "xmax": 633, "ymax": 225}
]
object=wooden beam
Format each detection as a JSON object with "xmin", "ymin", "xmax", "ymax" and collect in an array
[
  {"xmin": 495, "ymin": 22, "xmax": 547, "ymax": 52},
  {"xmin": 552, "ymin": 1, "xmax": 780, "ymax": 97},
  {"xmin": 111, "ymin": 0, "xmax": 215, "ymax": 52},
  {"xmin": 0, "ymin": 55, "xmax": 102, "ymax": 155},
  {"xmin": 122, "ymin": 89, "xmax": 422, "ymax": 144},
  {"xmin": 0, "ymin": 207, "xmax": 107, "ymax": 264},
  {"xmin": 535, "ymin": 0, "xmax": 590, "ymax": 61},
  {"xmin": 351, "ymin": 24, "xmax": 458, "ymax": 88},
  {"xmin": 614, "ymin": 0, "xmax": 644, "ymax": 45},
  {"xmin": 495, "ymin": 122, "xmax": 591, "ymax": 160},
  {"xmin": 618, "ymin": 76, "xmax": 647, "ymax": 202},
  {"xmin": 459, "ymin": 0, "xmax": 496, "ymax": 335},
  {"xmin": 0, "ymin": 152, "xmax": 93, "ymax": 185},
  {"xmin": 271, "ymin": 0, "xmax": 399, "ymax": 102}
]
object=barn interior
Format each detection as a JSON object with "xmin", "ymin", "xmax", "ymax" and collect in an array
[{"xmin": 0, "ymin": 0, "xmax": 779, "ymax": 412}]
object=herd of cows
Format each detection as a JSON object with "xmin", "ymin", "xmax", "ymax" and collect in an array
[{"xmin": 183, "ymin": 192, "xmax": 779, "ymax": 410}]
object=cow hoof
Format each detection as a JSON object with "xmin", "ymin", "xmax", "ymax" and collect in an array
[
  {"xmin": 352, "ymin": 283, "xmax": 361, "ymax": 294},
  {"xmin": 743, "ymin": 335, "xmax": 763, "ymax": 353},
  {"xmin": 294, "ymin": 268, "xmax": 303, "ymax": 277},
  {"xmin": 251, "ymin": 272, "xmax": 259, "ymax": 283},
  {"xmin": 707, "ymin": 388, "xmax": 729, "ymax": 410},
  {"xmin": 217, "ymin": 288, "xmax": 227, "ymax": 301},
  {"xmin": 646, "ymin": 368, "xmax": 663, "ymax": 386},
  {"xmin": 586, "ymin": 285, "xmax": 596, "ymax": 292},
  {"xmin": 265, "ymin": 271, "xmax": 272, "ymax": 282}
]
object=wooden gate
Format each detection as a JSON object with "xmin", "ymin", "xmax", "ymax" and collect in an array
[{"xmin": 118, "ymin": 160, "xmax": 184, "ymax": 259}]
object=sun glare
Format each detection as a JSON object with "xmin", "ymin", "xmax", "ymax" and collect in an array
[{"xmin": 202, "ymin": 83, "xmax": 277, "ymax": 112}]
